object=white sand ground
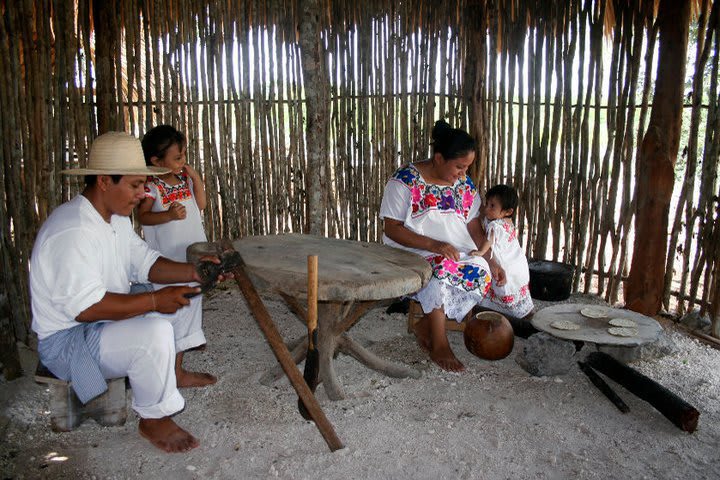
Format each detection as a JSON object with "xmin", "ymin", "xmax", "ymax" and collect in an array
[{"xmin": 1, "ymin": 290, "xmax": 719, "ymax": 480}]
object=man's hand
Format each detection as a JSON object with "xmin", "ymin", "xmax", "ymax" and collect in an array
[
  {"xmin": 192, "ymin": 255, "xmax": 221, "ymax": 284},
  {"xmin": 184, "ymin": 254, "xmax": 237, "ymax": 298},
  {"xmin": 153, "ymin": 286, "xmax": 199, "ymax": 313}
]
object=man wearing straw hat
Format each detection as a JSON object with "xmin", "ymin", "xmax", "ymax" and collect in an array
[{"xmin": 29, "ymin": 131, "xmax": 218, "ymax": 453}]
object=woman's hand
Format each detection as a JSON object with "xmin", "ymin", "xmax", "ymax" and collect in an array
[{"xmin": 433, "ymin": 241, "xmax": 460, "ymax": 262}]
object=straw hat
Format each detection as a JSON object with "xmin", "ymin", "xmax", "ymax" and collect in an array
[{"xmin": 62, "ymin": 131, "xmax": 170, "ymax": 176}]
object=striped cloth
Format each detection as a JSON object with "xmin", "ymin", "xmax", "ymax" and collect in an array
[{"xmin": 37, "ymin": 322, "xmax": 107, "ymax": 404}]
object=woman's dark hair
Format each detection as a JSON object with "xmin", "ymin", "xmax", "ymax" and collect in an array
[
  {"xmin": 486, "ymin": 184, "xmax": 518, "ymax": 212},
  {"xmin": 141, "ymin": 125, "xmax": 186, "ymax": 166},
  {"xmin": 431, "ymin": 120, "xmax": 476, "ymax": 160},
  {"xmin": 84, "ymin": 174, "xmax": 122, "ymax": 186}
]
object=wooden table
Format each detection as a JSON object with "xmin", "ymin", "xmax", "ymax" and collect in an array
[
  {"xmin": 198, "ymin": 234, "xmax": 432, "ymax": 400},
  {"xmin": 531, "ymin": 303, "xmax": 662, "ymax": 347}
]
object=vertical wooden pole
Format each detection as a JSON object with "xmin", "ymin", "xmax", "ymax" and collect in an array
[
  {"xmin": 92, "ymin": 0, "xmax": 119, "ymax": 134},
  {"xmin": 299, "ymin": 0, "xmax": 330, "ymax": 235},
  {"xmin": 463, "ymin": 0, "xmax": 489, "ymax": 185},
  {"xmin": 625, "ymin": 0, "xmax": 691, "ymax": 315}
]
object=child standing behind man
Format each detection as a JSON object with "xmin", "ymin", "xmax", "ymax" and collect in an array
[
  {"xmin": 138, "ymin": 125, "xmax": 208, "ymax": 262},
  {"xmin": 469, "ymin": 184, "xmax": 534, "ymax": 320}
]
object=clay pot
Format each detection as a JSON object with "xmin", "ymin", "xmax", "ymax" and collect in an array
[{"xmin": 463, "ymin": 312, "xmax": 515, "ymax": 360}]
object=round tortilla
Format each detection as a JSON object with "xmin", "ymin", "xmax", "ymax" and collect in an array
[
  {"xmin": 580, "ymin": 306, "xmax": 608, "ymax": 319},
  {"xmin": 609, "ymin": 318, "xmax": 637, "ymax": 328},
  {"xmin": 608, "ymin": 326, "xmax": 638, "ymax": 337},
  {"xmin": 550, "ymin": 320, "xmax": 581, "ymax": 331}
]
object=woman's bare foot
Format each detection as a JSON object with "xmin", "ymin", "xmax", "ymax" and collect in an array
[
  {"xmin": 429, "ymin": 345, "xmax": 465, "ymax": 372},
  {"xmin": 138, "ymin": 417, "xmax": 199, "ymax": 453},
  {"xmin": 414, "ymin": 312, "xmax": 465, "ymax": 372},
  {"xmin": 176, "ymin": 369, "xmax": 217, "ymax": 388}
]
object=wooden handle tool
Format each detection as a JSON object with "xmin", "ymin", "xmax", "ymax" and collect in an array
[
  {"xmin": 222, "ymin": 241, "xmax": 343, "ymax": 451},
  {"xmin": 298, "ymin": 255, "xmax": 320, "ymax": 419}
]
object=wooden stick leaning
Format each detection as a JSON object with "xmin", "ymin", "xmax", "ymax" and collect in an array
[{"xmin": 225, "ymin": 245, "xmax": 344, "ymax": 452}]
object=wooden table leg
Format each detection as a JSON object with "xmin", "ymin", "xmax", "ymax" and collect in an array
[
  {"xmin": 317, "ymin": 303, "xmax": 345, "ymax": 400},
  {"xmin": 337, "ymin": 335, "xmax": 422, "ymax": 379},
  {"xmin": 316, "ymin": 301, "xmax": 421, "ymax": 400}
]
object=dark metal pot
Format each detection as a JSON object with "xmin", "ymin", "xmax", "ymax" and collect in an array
[{"xmin": 528, "ymin": 260, "xmax": 574, "ymax": 301}]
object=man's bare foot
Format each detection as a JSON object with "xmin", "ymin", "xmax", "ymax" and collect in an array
[
  {"xmin": 429, "ymin": 346, "xmax": 465, "ymax": 372},
  {"xmin": 138, "ymin": 417, "xmax": 199, "ymax": 453},
  {"xmin": 176, "ymin": 369, "xmax": 217, "ymax": 388}
]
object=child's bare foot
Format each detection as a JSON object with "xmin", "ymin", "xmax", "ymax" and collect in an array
[
  {"xmin": 138, "ymin": 417, "xmax": 199, "ymax": 453},
  {"xmin": 176, "ymin": 369, "xmax": 217, "ymax": 388},
  {"xmin": 429, "ymin": 346, "xmax": 465, "ymax": 372}
]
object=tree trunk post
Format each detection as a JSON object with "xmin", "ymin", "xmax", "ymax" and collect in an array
[
  {"xmin": 625, "ymin": 0, "xmax": 691, "ymax": 315},
  {"xmin": 299, "ymin": 0, "xmax": 330, "ymax": 235}
]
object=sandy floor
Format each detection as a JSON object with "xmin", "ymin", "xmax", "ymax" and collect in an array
[{"xmin": 1, "ymin": 289, "xmax": 719, "ymax": 480}]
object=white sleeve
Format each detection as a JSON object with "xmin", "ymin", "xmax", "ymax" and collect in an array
[
  {"xmin": 144, "ymin": 180, "xmax": 158, "ymax": 200},
  {"xmin": 379, "ymin": 179, "xmax": 411, "ymax": 221},
  {"xmin": 39, "ymin": 229, "xmax": 107, "ymax": 320},
  {"xmin": 121, "ymin": 219, "xmax": 162, "ymax": 283}
]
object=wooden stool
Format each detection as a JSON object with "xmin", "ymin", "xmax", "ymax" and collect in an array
[
  {"xmin": 406, "ymin": 300, "xmax": 469, "ymax": 333},
  {"xmin": 34, "ymin": 364, "xmax": 128, "ymax": 432}
]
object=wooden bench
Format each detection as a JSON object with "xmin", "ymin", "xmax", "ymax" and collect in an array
[
  {"xmin": 406, "ymin": 300, "xmax": 469, "ymax": 333},
  {"xmin": 34, "ymin": 363, "xmax": 128, "ymax": 432}
]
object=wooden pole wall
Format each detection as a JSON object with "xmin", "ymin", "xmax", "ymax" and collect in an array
[{"xmin": 1, "ymin": 0, "xmax": 720, "ymax": 361}]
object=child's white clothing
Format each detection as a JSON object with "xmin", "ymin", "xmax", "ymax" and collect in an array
[
  {"xmin": 142, "ymin": 172, "xmax": 207, "ymax": 262},
  {"xmin": 478, "ymin": 217, "xmax": 534, "ymax": 318}
]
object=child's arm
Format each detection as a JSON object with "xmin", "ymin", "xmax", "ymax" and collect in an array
[
  {"xmin": 184, "ymin": 164, "xmax": 207, "ymax": 210},
  {"xmin": 468, "ymin": 218, "xmax": 506, "ymax": 285},
  {"xmin": 467, "ymin": 217, "xmax": 491, "ymax": 256},
  {"xmin": 137, "ymin": 197, "xmax": 186, "ymax": 225}
]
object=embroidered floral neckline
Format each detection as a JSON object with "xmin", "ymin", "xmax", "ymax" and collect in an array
[{"xmin": 391, "ymin": 163, "xmax": 477, "ymax": 220}]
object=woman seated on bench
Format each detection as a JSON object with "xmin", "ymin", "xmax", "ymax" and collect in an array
[{"xmin": 379, "ymin": 120, "xmax": 506, "ymax": 372}]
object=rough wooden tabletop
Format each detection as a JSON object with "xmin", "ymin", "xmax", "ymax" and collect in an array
[{"xmin": 189, "ymin": 234, "xmax": 431, "ymax": 302}]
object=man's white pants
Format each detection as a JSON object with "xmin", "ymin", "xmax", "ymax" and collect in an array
[{"xmin": 96, "ymin": 297, "xmax": 205, "ymax": 419}]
